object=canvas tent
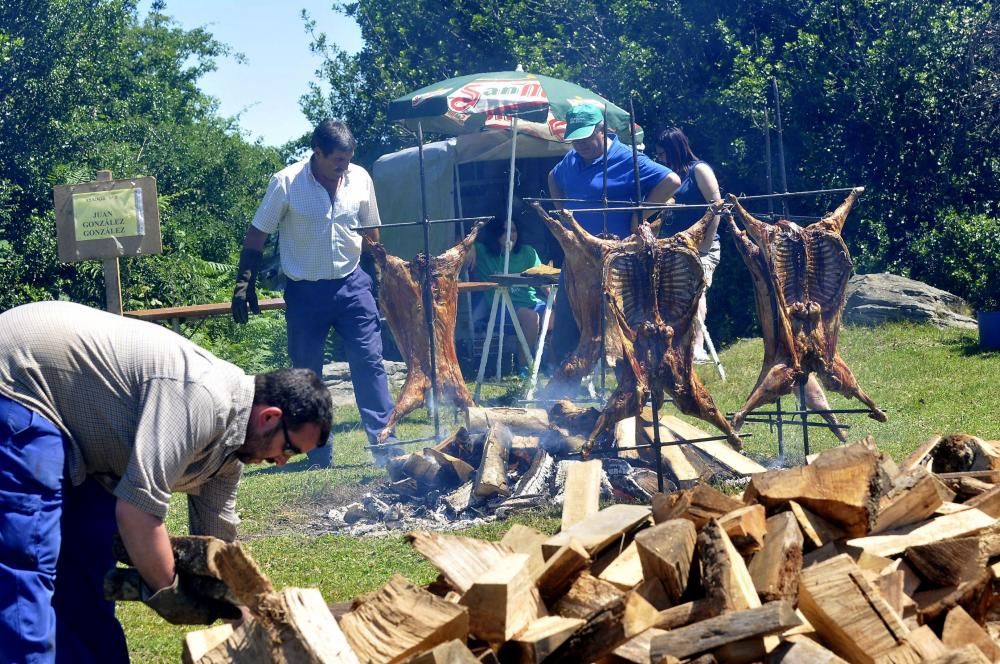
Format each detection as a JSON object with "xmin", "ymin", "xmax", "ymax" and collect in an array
[{"xmin": 372, "ymin": 131, "xmax": 568, "ymax": 260}]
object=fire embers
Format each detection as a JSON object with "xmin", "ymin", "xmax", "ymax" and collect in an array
[{"xmin": 727, "ymin": 189, "xmax": 887, "ymax": 433}]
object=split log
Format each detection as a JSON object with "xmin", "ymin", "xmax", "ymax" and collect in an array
[
  {"xmin": 542, "ymin": 504, "xmax": 651, "ymax": 558},
  {"xmin": 534, "ymin": 539, "xmax": 590, "ymax": 603},
  {"xmin": 509, "ymin": 448, "xmax": 553, "ymax": 498},
  {"xmin": 941, "ymin": 606, "xmax": 1000, "ymax": 662},
  {"xmin": 769, "ymin": 633, "xmax": 849, "ymax": 663},
  {"xmin": 905, "ymin": 537, "xmax": 984, "ymax": 587},
  {"xmin": 182, "ymin": 623, "xmax": 234, "ymax": 664},
  {"xmin": 597, "ymin": 540, "xmax": 645, "ymax": 590},
  {"xmin": 744, "ymin": 439, "xmax": 891, "ymax": 536},
  {"xmin": 407, "ymin": 531, "xmax": 513, "ymax": 593},
  {"xmin": 747, "ymin": 511, "xmax": 803, "ymax": 603},
  {"xmin": 622, "ymin": 589, "xmax": 660, "ymax": 639},
  {"xmin": 614, "ymin": 415, "xmax": 699, "ymax": 485},
  {"xmin": 652, "ymin": 598, "xmax": 718, "ymax": 630},
  {"xmin": 407, "ymin": 639, "xmax": 479, "ymax": 664},
  {"xmin": 560, "ymin": 459, "xmax": 603, "ymax": 530},
  {"xmin": 648, "ymin": 600, "xmax": 800, "ymax": 662},
  {"xmin": 965, "ymin": 483, "xmax": 1000, "ymax": 518},
  {"xmin": 544, "ymin": 574, "xmax": 629, "ymax": 662},
  {"xmin": 787, "ymin": 501, "xmax": 845, "ymax": 550},
  {"xmin": 608, "ymin": 628, "xmax": 669, "ymax": 664},
  {"xmin": 499, "ymin": 525, "xmax": 549, "ymax": 581},
  {"xmin": 925, "ymin": 645, "xmax": 994, "ymax": 664},
  {"xmin": 466, "ymin": 407, "xmax": 549, "ymax": 434},
  {"xmin": 474, "ymin": 424, "xmax": 511, "ymax": 498},
  {"xmin": 898, "ymin": 436, "xmax": 943, "ymax": 473},
  {"xmin": 634, "ymin": 519, "xmax": 697, "ymax": 603},
  {"xmin": 265, "ymin": 588, "xmax": 360, "ymax": 664},
  {"xmin": 496, "ymin": 616, "xmax": 583, "ymax": 663},
  {"xmin": 185, "ymin": 618, "xmax": 272, "ymax": 664},
  {"xmin": 798, "ymin": 553, "xmax": 909, "ymax": 663},
  {"xmin": 878, "ymin": 624, "xmax": 949, "ymax": 662},
  {"xmin": 642, "ymin": 414, "xmax": 765, "ymax": 476},
  {"xmin": 717, "ymin": 504, "xmax": 767, "ymax": 555},
  {"xmin": 460, "ymin": 554, "xmax": 546, "ymax": 644},
  {"xmin": 846, "ymin": 508, "xmax": 995, "ymax": 558},
  {"xmin": 339, "ymin": 574, "xmax": 469, "ymax": 664},
  {"xmin": 872, "ymin": 472, "xmax": 949, "ymax": 534},
  {"xmin": 552, "ymin": 572, "xmax": 624, "ymax": 621},
  {"xmin": 698, "ymin": 519, "xmax": 761, "ymax": 613},
  {"xmin": 651, "ymin": 483, "xmax": 744, "ymax": 527},
  {"xmin": 912, "ymin": 569, "xmax": 995, "ymax": 623}
]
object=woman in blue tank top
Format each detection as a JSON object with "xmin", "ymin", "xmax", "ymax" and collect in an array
[{"xmin": 654, "ymin": 128, "xmax": 722, "ymax": 363}]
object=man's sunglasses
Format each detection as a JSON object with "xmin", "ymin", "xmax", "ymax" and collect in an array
[{"xmin": 280, "ymin": 417, "xmax": 303, "ymax": 457}]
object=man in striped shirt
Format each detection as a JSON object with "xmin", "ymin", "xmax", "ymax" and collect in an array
[
  {"xmin": 232, "ymin": 119, "xmax": 398, "ymax": 466},
  {"xmin": 0, "ymin": 301, "xmax": 332, "ymax": 664}
]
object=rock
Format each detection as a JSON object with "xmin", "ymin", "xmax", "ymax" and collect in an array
[
  {"xmin": 322, "ymin": 360, "xmax": 407, "ymax": 407},
  {"xmin": 844, "ymin": 273, "xmax": 976, "ymax": 329}
]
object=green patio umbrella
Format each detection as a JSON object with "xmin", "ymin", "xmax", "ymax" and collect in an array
[
  {"xmin": 388, "ymin": 70, "xmax": 643, "ymax": 145},
  {"xmin": 389, "ymin": 71, "xmax": 643, "ymax": 390}
]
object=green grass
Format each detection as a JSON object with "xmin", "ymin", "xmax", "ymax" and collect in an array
[{"xmin": 120, "ymin": 322, "xmax": 999, "ymax": 661}]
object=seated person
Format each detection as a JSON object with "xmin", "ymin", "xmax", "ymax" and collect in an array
[{"xmin": 469, "ymin": 217, "xmax": 549, "ymax": 368}]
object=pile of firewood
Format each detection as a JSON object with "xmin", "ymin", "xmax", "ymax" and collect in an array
[{"xmin": 181, "ymin": 433, "xmax": 1000, "ymax": 663}]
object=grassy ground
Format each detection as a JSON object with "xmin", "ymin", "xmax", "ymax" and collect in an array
[{"xmin": 120, "ymin": 322, "xmax": 998, "ymax": 661}]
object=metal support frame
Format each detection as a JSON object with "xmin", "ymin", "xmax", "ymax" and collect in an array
[
  {"xmin": 733, "ymin": 386, "xmax": 878, "ymax": 462},
  {"xmin": 366, "ymin": 123, "xmax": 495, "ymax": 454}
]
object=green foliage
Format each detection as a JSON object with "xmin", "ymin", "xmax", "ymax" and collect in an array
[
  {"xmin": 305, "ymin": 0, "xmax": 1000, "ymax": 340},
  {"xmin": 906, "ymin": 209, "xmax": 1000, "ymax": 311},
  {"xmin": 0, "ymin": 0, "xmax": 283, "ymax": 320}
]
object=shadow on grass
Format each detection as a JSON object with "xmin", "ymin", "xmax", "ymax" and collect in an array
[{"xmin": 944, "ymin": 332, "xmax": 1000, "ymax": 357}]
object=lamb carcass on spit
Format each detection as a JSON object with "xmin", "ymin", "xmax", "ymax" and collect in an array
[
  {"xmin": 727, "ymin": 188, "xmax": 887, "ymax": 432},
  {"xmin": 364, "ymin": 220, "xmax": 486, "ymax": 443},
  {"xmin": 591, "ymin": 204, "xmax": 743, "ymax": 452},
  {"xmin": 531, "ymin": 202, "xmax": 630, "ymax": 398}
]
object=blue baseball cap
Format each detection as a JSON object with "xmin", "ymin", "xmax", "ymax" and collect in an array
[{"xmin": 563, "ymin": 104, "xmax": 605, "ymax": 141}]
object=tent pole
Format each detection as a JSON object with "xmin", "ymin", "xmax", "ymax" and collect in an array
[
  {"xmin": 416, "ymin": 121, "xmax": 441, "ymax": 440},
  {"xmin": 495, "ymin": 116, "xmax": 520, "ymax": 380}
]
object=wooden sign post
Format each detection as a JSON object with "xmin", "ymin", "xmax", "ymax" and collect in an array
[{"xmin": 52, "ymin": 170, "xmax": 161, "ymax": 314}]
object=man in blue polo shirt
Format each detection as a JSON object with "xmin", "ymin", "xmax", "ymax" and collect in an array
[{"xmin": 546, "ymin": 104, "xmax": 680, "ymax": 371}]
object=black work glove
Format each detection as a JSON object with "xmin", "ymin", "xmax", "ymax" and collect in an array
[
  {"xmin": 231, "ymin": 247, "xmax": 263, "ymax": 324},
  {"xmin": 141, "ymin": 574, "xmax": 242, "ymax": 625}
]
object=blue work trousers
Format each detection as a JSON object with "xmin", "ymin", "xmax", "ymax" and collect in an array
[
  {"xmin": 0, "ymin": 395, "xmax": 127, "ymax": 664},
  {"xmin": 285, "ymin": 267, "xmax": 395, "ymax": 456}
]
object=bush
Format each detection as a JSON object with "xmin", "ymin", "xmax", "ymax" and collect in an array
[{"xmin": 907, "ymin": 209, "xmax": 1000, "ymax": 312}]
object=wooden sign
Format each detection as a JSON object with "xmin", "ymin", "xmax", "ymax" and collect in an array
[{"xmin": 53, "ymin": 174, "xmax": 161, "ymax": 262}]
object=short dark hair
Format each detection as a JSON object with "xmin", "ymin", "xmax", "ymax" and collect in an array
[
  {"xmin": 254, "ymin": 368, "xmax": 332, "ymax": 446},
  {"xmin": 656, "ymin": 127, "xmax": 698, "ymax": 175},
  {"xmin": 312, "ymin": 119, "xmax": 357, "ymax": 155}
]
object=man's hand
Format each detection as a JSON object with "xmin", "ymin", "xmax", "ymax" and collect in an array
[
  {"xmin": 231, "ymin": 247, "xmax": 263, "ymax": 324},
  {"xmin": 141, "ymin": 574, "xmax": 242, "ymax": 625}
]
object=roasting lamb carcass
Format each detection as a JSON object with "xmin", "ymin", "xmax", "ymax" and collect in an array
[
  {"xmin": 727, "ymin": 188, "xmax": 887, "ymax": 432},
  {"xmin": 590, "ymin": 204, "xmax": 743, "ymax": 452},
  {"xmin": 530, "ymin": 203, "xmax": 632, "ymax": 398},
  {"xmin": 365, "ymin": 221, "xmax": 486, "ymax": 443}
]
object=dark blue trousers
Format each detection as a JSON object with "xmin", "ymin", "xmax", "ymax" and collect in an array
[
  {"xmin": 0, "ymin": 395, "xmax": 127, "ymax": 664},
  {"xmin": 285, "ymin": 267, "xmax": 395, "ymax": 457}
]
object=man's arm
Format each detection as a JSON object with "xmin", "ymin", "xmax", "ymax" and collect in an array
[
  {"xmin": 115, "ymin": 499, "xmax": 175, "ymax": 591},
  {"xmin": 360, "ymin": 227, "xmax": 380, "ymax": 243},
  {"xmin": 242, "ymin": 225, "xmax": 268, "ymax": 251},
  {"xmin": 547, "ymin": 171, "xmax": 564, "ymax": 205}
]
